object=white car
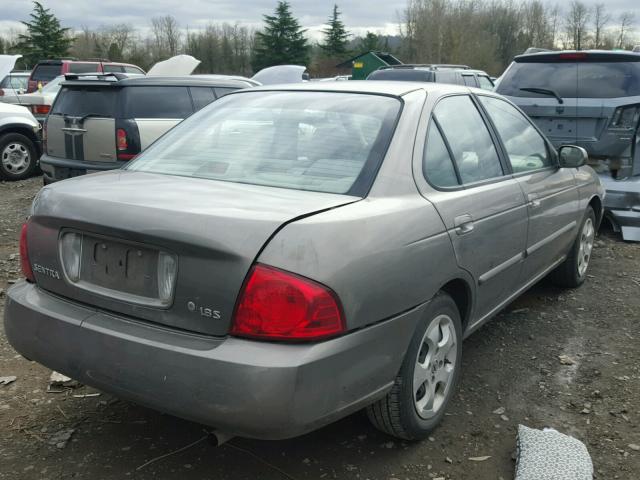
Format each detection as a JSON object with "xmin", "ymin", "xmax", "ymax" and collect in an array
[
  {"xmin": 0, "ymin": 71, "xmax": 30, "ymax": 104},
  {"xmin": 15, "ymin": 75, "xmax": 65, "ymax": 123},
  {"xmin": 0, "ymin": 101, "xmax": 41, "ymax": 180}
]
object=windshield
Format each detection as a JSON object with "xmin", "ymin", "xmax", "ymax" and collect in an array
[
  {"xmin": 497, "ymin": 61, "xmax": 640, "ymax": 98},
  {"xmin": 127, "ymin": 91, "xmax": 401, "ymax": 196}
]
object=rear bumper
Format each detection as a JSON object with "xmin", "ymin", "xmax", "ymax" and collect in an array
[
  {"xmin": 40, "ymin": 154, "xmax": 123, "ymax": 183},
  {"xmin": 4, "ymin": 281, "xmax": 421, "ymax": 439}
]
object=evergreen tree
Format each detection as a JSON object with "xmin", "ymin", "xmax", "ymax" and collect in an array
[
  {"xmin": 320, "ymin": 5, "xmax": 350, "ymax": 57},
  {"xmin": 16, "ymin": 2, "xmax": 73, "ymax": 66},
  {"xmin": 251, "ymin": 1, "xmax": 310, "ymax": 72},
  {"xmin": 358, "ymin": 31, "xmax": 381, "ymax": 52}
]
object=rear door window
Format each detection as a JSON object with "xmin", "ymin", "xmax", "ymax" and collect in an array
[
  {"xmin": 423, "ymin": 122, "xmax": 459, "ymax": 188},
  {"xmin": 68, "ymin": 63, "xmax": 100, "ymax": 74},
  {"xmin": 479, "ymin": 96, "xmax": 552, "ymax": 173},
  {"xmin": 433, "ymin": 95, "xmax": 503, "ymax": 184},
  {"xmin": 190, "ymin": 87, "xmax": 216, "ymax": 110},
  {"xmin": 32, "ymin": 64, "xmax": 62, "ymax": 82},
  {"xmin": 122, "ymin": 86, "xmax": 194, "ymax": 118},
  {"xmin": 462, "ymin": 75, "xmax": 477, "ymax": 87},
  {"xmin": 435, "ymin": 71, "xmax": 457, "ymax": 84},
  {"xmin": 51, "ymin": 87, "xmax": 117, "ymax": 117}
]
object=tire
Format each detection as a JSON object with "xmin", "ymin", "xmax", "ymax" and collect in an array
[
  {"xmin": 0, "ymin": 132, "xmax": 38, "ymax": 181},
  {"xmin": 367, "ymin": 292, "xmax": 463, "ymax": 440},
  {"xmin": 550, "ymin": 206, "xmax": 596, "ymax": 288}
]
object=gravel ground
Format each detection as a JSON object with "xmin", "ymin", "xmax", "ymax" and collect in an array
[{"xmin": 0, "ymin": 176, "xmax": 639, "ymax": 480}]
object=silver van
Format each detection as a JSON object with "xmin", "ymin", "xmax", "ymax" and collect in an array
[
  {"xmin": 41, "ymin": 74, "xmax": 254, "ymax": 184},
  {"xmin": 496, "ymin": 50, "xmax": 640, "ymax": 240}
]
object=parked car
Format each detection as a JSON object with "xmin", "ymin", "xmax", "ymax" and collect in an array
[
  {"xmin": 5, "ymin": 82, "xmax": 603, "ymax": 441},
  {"xmin": 26, "ymin": 59, "xmax": 145, "ymax": 92},
  {"xmin": 496, "ymin": 50, "xmax": 640, "ymax": 241},
  {"xmin": 14, "ymin": 75, "xmax": 66, "ymax": 123},
  {"xmin": 367, "ymin": 64, "xmax": 495, "ymax": 90},
  {"xmin": 0, "ymin": 101, "xmax": 41, "ymax": 180},
  {"xmin": 40, "ymin": 73, "xmax": 252, "ymax": 184},
  {"xmin": 0, "ymin": 71, "xmax": 30, "ymax": 103}
]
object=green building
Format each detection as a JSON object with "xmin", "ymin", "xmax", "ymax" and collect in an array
[{"xmin": 335, "ymin": 51, "xmax": 403, "ymax": 80}]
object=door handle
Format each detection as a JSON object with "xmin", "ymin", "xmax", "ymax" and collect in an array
[
  {"xmin": 527, "ymin": 193, "xmax": 541, "ymax": 209},
  {"xmin": 454, "ymin": 214, "xmax": 474, "ymax": 235}
]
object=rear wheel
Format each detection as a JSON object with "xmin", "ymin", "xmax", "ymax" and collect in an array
[
  {"xmin": 550, "ymin": 206, "xmax": 596, "ymax": 288},
  {"xmin": 0, "ymin": 133, "xmax": 37, "ymax": 181},
  {"xmin": 367, "ymin": 292, "xmax": 462, "ymax": 440}
]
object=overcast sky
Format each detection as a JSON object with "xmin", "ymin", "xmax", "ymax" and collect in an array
[{"xmin": 0, "ymin": 0, "xmax": 637, "ymax": 39}]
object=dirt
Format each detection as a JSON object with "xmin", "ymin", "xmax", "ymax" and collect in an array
[{"xmin": 0, "ymin": 176, "xmax": 638, "ymax": 480}]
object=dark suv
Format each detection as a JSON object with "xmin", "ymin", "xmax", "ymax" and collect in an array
[
  {"xmin": 27, "ymin": 59, "xmax": 145, "ymax": 93},
  {"xmin": 367, "ymin": 64, "xmax": 495, "ymax": 90},
  {"xmin": 496, "ymin": 50, "xmax": 640, "ymax": 240},
  {"xmin": 41, "ymin": 74, "xmax": 254, "ymax": 184}
]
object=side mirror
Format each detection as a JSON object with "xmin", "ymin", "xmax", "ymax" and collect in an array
[{"xmin": 558, "ymin": 145, "xmax": 588, "ymax": 168}]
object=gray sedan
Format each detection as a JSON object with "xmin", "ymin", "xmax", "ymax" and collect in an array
[{"xmin": 5, "ymin": 81, "xmax": 604, "ymax": 441}]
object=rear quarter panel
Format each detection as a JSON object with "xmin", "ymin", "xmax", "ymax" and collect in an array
[{"xmin": 258, "ymin": 195, "xmax": 461, "ymax": 330}]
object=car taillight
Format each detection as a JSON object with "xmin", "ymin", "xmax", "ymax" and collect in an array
[
  {"xmin": 20, "ymin": 221, "xmax": 35, "ymax": 282},
  {"xmin": 559, "ymin": 52, "xmax": 587, "ymax": 60},
  {"xmin": 0, "ymin": 89, "xmax": 4, "ymax": 97},
  {"xmin": 231, "ymin": 264, "xmax": 345, "ymax": 341},
  {"xmin": 116, "ymin": 128, "xmax": 128, "ymax": 151},
  {"xmin": 31, "ymin": 104, "xmax": 50, "ymax": 115},
  {"xmin": 609, "ymin": 104, "xmax": 640, "ymax": 130}
]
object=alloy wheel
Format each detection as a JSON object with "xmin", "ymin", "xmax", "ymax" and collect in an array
[
  {"xmin": 577, "ymin": 217, "xmax": 595, "ymax": 277},
  {"xmin": 413, "ymin": 314, "xmax": 458, "ymax": 419}
]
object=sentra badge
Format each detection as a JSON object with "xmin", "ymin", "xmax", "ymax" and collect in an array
[{"xmin": 32, "ymin": 264, "xmax": 61, "ymax": 279}]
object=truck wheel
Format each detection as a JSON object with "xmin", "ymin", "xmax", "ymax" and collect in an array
[
  {"xmin": 0, "ymin": 133, "xmax": 37, "ymax": 181},
  {"xmin": 367, "ymin": 292, "xmax": 462, "ymax": 440},
  {"xmin": 550, "ymin": 206, "xmax": 596, "ymax": 288}
]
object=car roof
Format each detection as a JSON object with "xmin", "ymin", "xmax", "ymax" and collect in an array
[
  {"xmin": 515, "ymin": 50, "xmax": 640, "ymax": 62},
  {"xmin": 61, "ymin": 75, "xmax": 252, "ymax": 89},
  {"xmin": 235, "ymin": 80, "xmax": 476, "ymax": 97}
]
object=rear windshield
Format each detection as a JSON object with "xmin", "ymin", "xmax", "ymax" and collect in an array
[
  {"xmin": 51, "ymin": 87, "xmax": 117, "ymax": 117},
  {"xmin": 497, "ymin": 61, "xmax": 640, "ymax": 98},
  {"xmin": 121, "ymin": 86, "xmax": 193, "ymax": 118},
  {"xmin": 127, "ymin": 91, "xmax": 401, "ymax": 196},
  {"xmin": 0, "ymin": 75, "xmax": 28, "ymax": 89},
  {"xmin": 32, "ymin": 64, "xmax": 62, "ymax": 82},
  {"xmin": 368, "ymin": 69, "xmax": 435, "ymax": 82}
]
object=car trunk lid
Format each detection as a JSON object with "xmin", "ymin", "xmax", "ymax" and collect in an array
[{"xmin": 28, "ymin": 171, "xmax": 359, "ymax": 336}]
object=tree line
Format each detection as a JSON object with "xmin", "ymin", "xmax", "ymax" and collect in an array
[{"xmin": 0, "ymin": 0, "xmax": 637, "ymax": 77}]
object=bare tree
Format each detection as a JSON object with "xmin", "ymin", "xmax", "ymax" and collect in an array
[
  {"xmin": 617, "ymin": 11, "xmax": 635, "ymax": 49},
  {"xmin": 565, "ymin": 1, "xmax": 590, "ymax": 50},
  {"xmin": 151, "ymin": 15, "xmax": 181, "ymax": 60},
  {"xmin": 592, "ymin": 3, "xmax": 610, "ymax": 48}
]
